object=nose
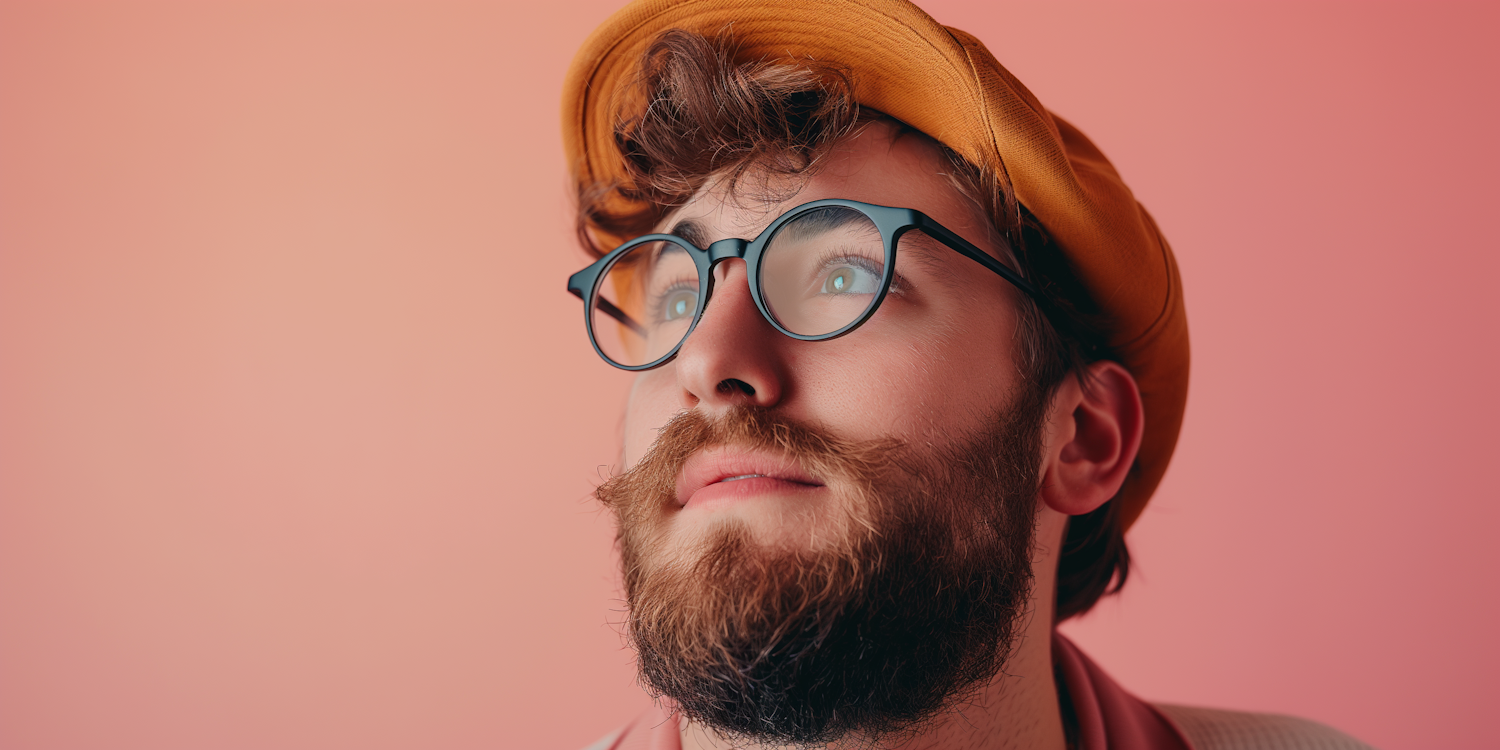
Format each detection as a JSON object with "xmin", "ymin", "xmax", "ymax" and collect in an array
[{"xmin": 671, "ymin": 258, "xmax": 787, "ymax": 410}]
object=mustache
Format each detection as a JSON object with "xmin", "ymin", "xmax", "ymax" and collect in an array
[{"xmin": 596, "ymin": 406, "xmax": 907, "ymax": 511}]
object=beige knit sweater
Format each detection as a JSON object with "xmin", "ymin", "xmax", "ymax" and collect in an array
[{"xmin": 1157, "ymin": 704, "xmax": 1375, "ymax": 750}]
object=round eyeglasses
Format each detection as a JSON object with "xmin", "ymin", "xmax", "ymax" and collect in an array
[{"xmin": 566, "ymin": 198, "xmax": 1040, "ymax": 370}]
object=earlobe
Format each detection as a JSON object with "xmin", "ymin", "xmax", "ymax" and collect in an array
[{"xmin": 1039, "ymin": 361, "xmax": 1145, "ymax": 517}]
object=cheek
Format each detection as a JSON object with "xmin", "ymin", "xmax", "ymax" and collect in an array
[
  {"xmin": 615, "ymin": 294, "xmax": 1023, "ymax": 463},
  {"xmin": 815, "ymin": 300, "xmax": 1019, "ymax": 439},
  {"xmin": 928, "ymin": 317, "xmax": 1024, "ymax": 414},
  {"xmin": 622, "ymin": 368, "xmax": 681, "ymax": 468}
]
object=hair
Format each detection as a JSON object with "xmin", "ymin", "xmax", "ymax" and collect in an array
[{"xmin": 575, "ymin": 29, "xmax": 1128, "ymax": 622}]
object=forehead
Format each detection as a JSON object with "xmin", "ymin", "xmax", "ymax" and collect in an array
[{"xmin": 662, "ymin": 121, "xmax": 1004, "ymax": 260}]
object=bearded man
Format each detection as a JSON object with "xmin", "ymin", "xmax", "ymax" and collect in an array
[{"xmin": 560, "ymin": 2, "xmax": 1373, "ymax": 749}]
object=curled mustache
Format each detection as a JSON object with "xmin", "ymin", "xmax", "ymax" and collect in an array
[{"xmin": 596, "ymin": 406, "xmax": 906, "ymax": 530}]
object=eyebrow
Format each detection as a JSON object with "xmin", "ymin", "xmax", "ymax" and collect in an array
[
  {"xmin": 894, "ymin": 229, "xmax": 969, "ymax": 290},
  {"xmin": 671, "ymin": 207, "xmax": 878, "ymax": 247},
  {"xmin": 773, "ymin": 205, "xmax": 874, "ymax": 242},
  {"xmin": 668, "ymin": 219, "xmax": 709, "ymax": 249}
]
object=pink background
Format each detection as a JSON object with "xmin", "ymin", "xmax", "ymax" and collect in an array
[{"xmin": 1, "ymin": 2, "xmax": 1495, "ymax": 748}]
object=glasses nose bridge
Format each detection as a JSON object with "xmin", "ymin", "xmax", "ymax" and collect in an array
[
  {"xmin": 697, "ymin": 237, "xmax": 760, "ymax": 322},
  {"xmin": 702, "ymin": 237, "xmax": 754, "ymax": 296},
  {"xmin": 705, "ymin": 237, "xmax": 749, "ymax": 266}
]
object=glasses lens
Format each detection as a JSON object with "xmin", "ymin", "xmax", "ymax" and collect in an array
[
  {"xmin": 590, "ymin": 239, "xmax": 700, "ymax": 367},
  {"xmin": 760, "ymin": 206, "xmax": 886, "ymax": 337}
]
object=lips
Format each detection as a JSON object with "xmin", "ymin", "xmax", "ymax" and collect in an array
[{"xmin": 676, "ymin": 448, "xmax": 824, "ymax": 509}]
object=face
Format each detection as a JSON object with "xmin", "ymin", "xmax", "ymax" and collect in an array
[
  {"xmin": 622, "ymin": 121, "xmax": 1028, "ymax": 543},
  {"xmin": 596, "ymin": 121, "xmax": 1046, "ymax": 745}
]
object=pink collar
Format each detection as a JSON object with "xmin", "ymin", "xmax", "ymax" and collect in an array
[{"xmin": 1052, "ymin": 632, "xmax": 1191, "ymax": 750}]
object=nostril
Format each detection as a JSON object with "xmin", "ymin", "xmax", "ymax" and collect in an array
[{"xmin": 717, "ymin": 378, "xmax": 756, "ymax": 397}]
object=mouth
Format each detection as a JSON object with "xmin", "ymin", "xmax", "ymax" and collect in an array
[{"xmin": 676, "ymin": 450, "xmax": 825, "ymax": 511}]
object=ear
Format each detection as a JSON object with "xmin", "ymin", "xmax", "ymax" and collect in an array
[{"xmin": 1039, "ymin": 360, "xmax": 1145, "ymax": 516}]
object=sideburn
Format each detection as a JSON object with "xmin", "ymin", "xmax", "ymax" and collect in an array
[{"xmin": 596, "ymin": 395, "xmax": 1048, "ymax": 748}]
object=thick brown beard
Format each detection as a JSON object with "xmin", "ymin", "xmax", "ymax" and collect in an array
[{"xmin": 596, "ymin": 391, "xmax": 1047, "ymax": 748}]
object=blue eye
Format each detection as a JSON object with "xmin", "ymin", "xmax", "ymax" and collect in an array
[
  {"xmin": 819, "ymin": 263, "xmax": 881, "ymax": 295},
  {"xmin": 662, "ymin": 289, "xmax": 698, "ymax": 321}
]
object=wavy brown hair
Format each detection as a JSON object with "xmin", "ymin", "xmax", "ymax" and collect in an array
[{"xmin": 576, "ymin": 28, "xmax": 1128, "ymax": 622}]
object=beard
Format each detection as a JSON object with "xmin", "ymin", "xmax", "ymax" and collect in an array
[{"xmin": 595, "ymin": 388, "xmax": 1048, "ymax": 748}]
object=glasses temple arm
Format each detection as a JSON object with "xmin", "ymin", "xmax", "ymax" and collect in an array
[
  {"xmin": 571, "ymin": 287, "xmax": 647, "ymax": 337},
  {"xmin": 915, "ymin": 216, "xmax": 1042, "ymax": 300}
]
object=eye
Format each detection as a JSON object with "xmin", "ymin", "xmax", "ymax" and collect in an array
[
  {"xmin": 819, "ymin": 261, "xmax": 882, "ymax": 295},
  {"xmin": 661, "ymin": 288, "xmax": 698, "ymax": 321}
]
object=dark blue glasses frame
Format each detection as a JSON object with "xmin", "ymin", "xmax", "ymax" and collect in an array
[{"xmin": 567, "ymin": 198, "xmax": 1040, "ymax": 371}]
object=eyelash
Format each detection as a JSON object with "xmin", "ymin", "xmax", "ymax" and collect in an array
[
  {"xmin": 812, "ymin": 247, "xmax": 908, "ymax": 294},
  {"xmin": 648, "ymin": 275, "xmax": 699, "ymax": 314}
]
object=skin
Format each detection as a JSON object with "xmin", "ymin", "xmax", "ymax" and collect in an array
[{"xmin": 618, "ymin": 120, "xmax": 1145, "ymax": 750}]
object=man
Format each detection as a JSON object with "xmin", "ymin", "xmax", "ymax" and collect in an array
[{"xmin": 560, "ymin": 1, "xmax": 1373, "ymax": 748}]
